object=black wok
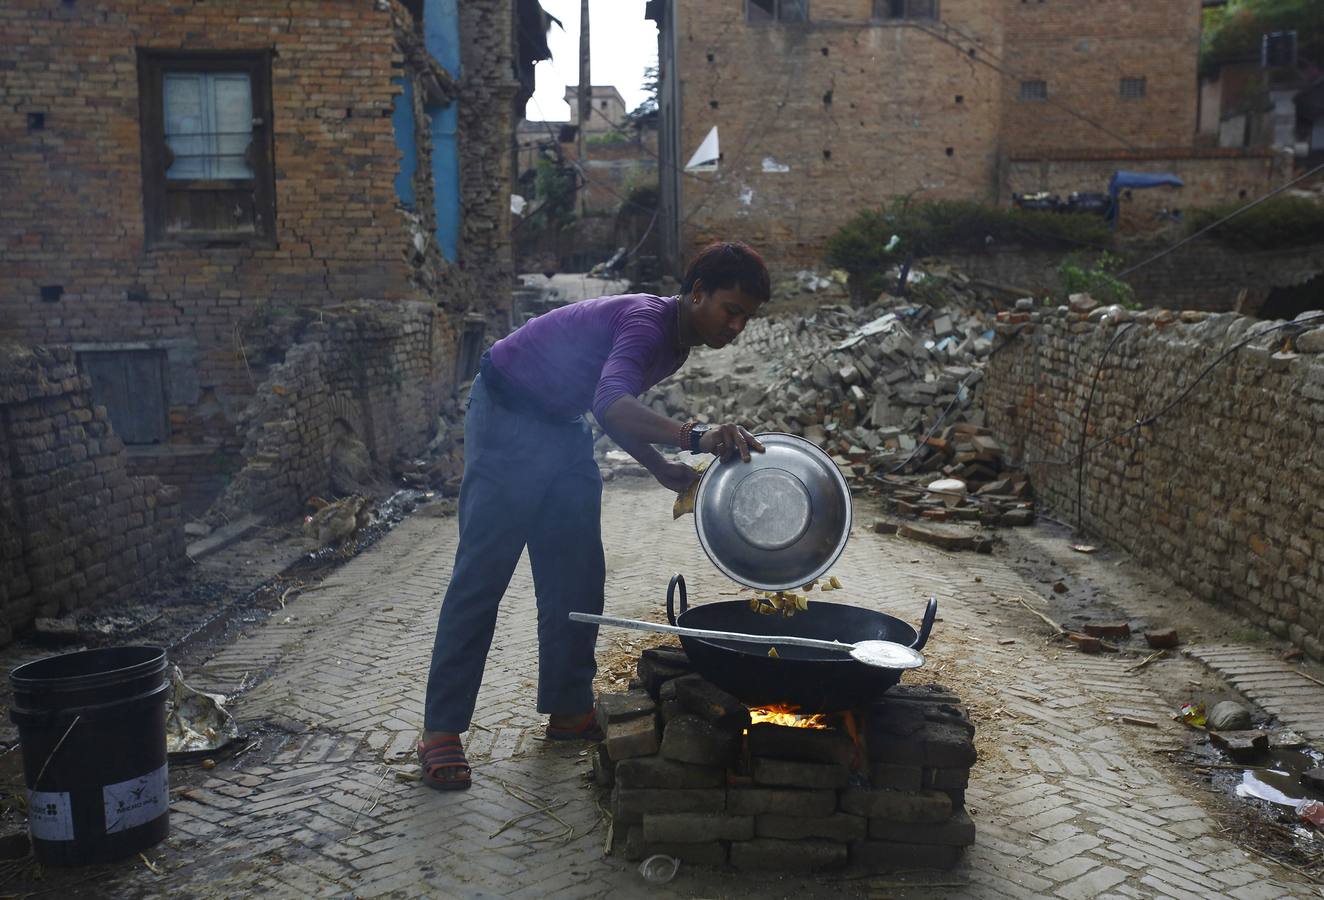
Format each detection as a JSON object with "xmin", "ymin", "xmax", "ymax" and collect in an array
[{"xmin": 666, "ymin": 574, "xmax": 936, "ymax": 712}]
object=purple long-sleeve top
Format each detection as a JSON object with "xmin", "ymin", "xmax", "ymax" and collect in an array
[{"xmin": 489, "ymin": 293, "xmax": 689, "ymax": 423}]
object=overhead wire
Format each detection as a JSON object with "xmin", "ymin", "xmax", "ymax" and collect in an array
[{"xmin": 1115, "ymin": 160, "xmax": 1324, "ymax": 277}]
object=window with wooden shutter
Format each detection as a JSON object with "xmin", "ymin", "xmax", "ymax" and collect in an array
[
  {"xmin": 138, "ymin": 51, "xmax": 275, "ymax": 247},
  {"xmin": 77, "ymin": 350, "xmax": 169, "ymax": 445}
]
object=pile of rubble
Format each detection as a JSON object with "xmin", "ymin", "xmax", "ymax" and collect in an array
[{"xmin": 633, "ymin": 266, "xmax": 1037, "ymax": 530}]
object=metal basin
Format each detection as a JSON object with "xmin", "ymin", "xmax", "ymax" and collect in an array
[{"xmin": 693, "ymin": 432, "xmax": 851, "ymax": 591}]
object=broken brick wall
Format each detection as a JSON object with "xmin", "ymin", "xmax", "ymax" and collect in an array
[
  {"xmin": 983, "ymin": 311, "xmax": 1324, "ymax": 661},
  {"xmin": 945, "ymin": 242, "xmax": 1324, "ymax": 312},
  {"xmin": 0, "ymin": 343, "xmax": 184, "ymax": 646},
  {"xmin": 208, "ymin": 301, "xmax": 456, "ymax": 525},
  {"xmin": 451, "ymin": 0, "xmax": 518, "ymax": 330}
]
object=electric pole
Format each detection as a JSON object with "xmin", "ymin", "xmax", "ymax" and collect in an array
[{"xmin": 577, "ymin": 0, "xmax": 590, "ymax": 214}]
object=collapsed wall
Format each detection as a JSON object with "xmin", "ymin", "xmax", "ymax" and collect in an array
[
  {"xmin": 208, "ymin": 301, "xmax": 458, "ymax": 525},
  {"xmin": 0, "ymin": 344, "xmax": 184, "ymax": 644},
  {"xmin": 983, "ymin": 304, "xmax": 1324, "ymax": 661}
]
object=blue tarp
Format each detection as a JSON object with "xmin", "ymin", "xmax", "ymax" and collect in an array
[{"xmin": 1107, "ymin": 170, "xmax": 1184, "ymax": 227}]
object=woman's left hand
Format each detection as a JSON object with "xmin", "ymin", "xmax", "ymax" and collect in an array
[{"xmin": 698, "ymin": 424, "xmax": 765, "ymax": 462}]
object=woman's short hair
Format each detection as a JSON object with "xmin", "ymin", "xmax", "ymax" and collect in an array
[{"xmin": 681, "ymin": 241, "xmax": 771, "ymax": 303}]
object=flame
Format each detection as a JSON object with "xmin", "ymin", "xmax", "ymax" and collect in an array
[{"xmin": 748, "ymin": 704, "xmax": 832, "ymax": 729}]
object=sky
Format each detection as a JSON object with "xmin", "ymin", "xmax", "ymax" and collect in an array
[{"xmin": 525, "ymin": 0, "xmax": 659, "ymax": 123}]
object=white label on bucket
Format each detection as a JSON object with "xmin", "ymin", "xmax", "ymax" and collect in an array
[
  {"xmin": 103, "ymin": 764, "xmax": 168, "ymax": 834},
  {"xmin": 27, "ymin": 790, "xmax": 74, "ymax": 841}
]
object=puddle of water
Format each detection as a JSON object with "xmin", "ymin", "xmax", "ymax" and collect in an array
[
  {"xmin": 1230, "ymin": 746, "xmax": 1324, "ymax": 803},
  {"xmin": 1237, "ymin": 769, "xmax": 1305, "ymax": 806}
]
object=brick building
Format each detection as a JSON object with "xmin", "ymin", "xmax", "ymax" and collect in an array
[
  {"xmin": 1, "ymin": 0, "xmax": 540, "ymax": 518},
  {"xmin": 515, "ymin": 84, "xmax": 660, "ymax": 271},
  {"xmin": 646, "ymin": 0, "xmax": 1275, "ymax": 269}
]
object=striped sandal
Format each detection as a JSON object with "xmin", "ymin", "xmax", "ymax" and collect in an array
[
  {"xmin": 545, "ymin": 712, "xmax": 605, "ymax": 742},
  {"xmin": 418, "ymin": 736, "xmax": 471, "ymax": 791}
]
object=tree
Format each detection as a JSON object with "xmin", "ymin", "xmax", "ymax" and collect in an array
[
  {"xmin": 625, "ymin": 65, "xmax": 659, "ymax": 124},
  {"xmin": 1201, "ymin": 0, "xmax": 1324, "ymax": 75}
]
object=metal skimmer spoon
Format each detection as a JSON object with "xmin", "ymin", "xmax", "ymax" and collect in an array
[{"xmin": 568, "ymin": 612, "xmax": 924, "ymax": 670}]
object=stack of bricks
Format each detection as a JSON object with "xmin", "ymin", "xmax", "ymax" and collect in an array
[
  {"xmin": 0, "ymin": 343, "xmax": 184, "ymax": 645},
  {"xmin": 591, "ymin": 645, "xmax": 977, "ymax": 873}
]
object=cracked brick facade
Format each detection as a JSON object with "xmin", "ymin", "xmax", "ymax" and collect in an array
[{"xmin": 0, "ymin": 0, "xmax": 518, "ymax": 520}]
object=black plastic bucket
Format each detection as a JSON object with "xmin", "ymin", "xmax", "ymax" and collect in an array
[{"xmin": 9, "ymin": 646, "xmax": 170, "ymax": 866}]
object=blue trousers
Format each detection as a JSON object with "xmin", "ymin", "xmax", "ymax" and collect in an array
[{"xmin": 423, "ymin": 374, "xmax": 605, "ymax": 734}]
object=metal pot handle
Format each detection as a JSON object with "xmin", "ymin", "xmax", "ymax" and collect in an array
[
  {"xmin": 666, "ymin": 573, "xmax": 688, "ymax": 625},
  {"xmin": 911, "ymin": 596, "xmax": 937, "ymax": 650}
]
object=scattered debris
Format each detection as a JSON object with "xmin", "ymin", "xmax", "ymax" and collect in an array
[
  {"xmin": 1208, "ymin": 701, "xmax": 1253, "ymax": 732},
  {"xmin": 1145, "ymin": 628, "xmax": 1180, "ymax": 649},
  {"xmin": 1120, "ymin": 716, "xmax": 1160, "ymax": 728},
  {"xmin": 638, "ymin": 854, "xmax": 681, "ymax": 885},
  {"xmin": 1068, "ymin": 633, "xmax": 1103, "ymax": 654},
  {"xmin": 897, "ymin": 522, "xmax": 992, "ymax": 553},
  {"xmin": 1081, "ymin": 622, "xmax": 1131, "ymax": 640},
  {"xmin": 1126, "ymin": 649, "xmax": 1167, "ymax": 672},
  {"xmin": 165, "ymin": 665, "xmax": 240, "ymax": 756},
  {"xmin": 1297, "ymin": 799, "xmax": 1324, "ymax": 826},
  {"xmin": 1180, "ymin": 702, "xmax": 1208, "ymax": 728},
  {"xmin": 1270, "ymin": 730, "xmax": 1308, "ymax": 750},
  {"xmin": 1210, "ymin": 730, "xmax": 1270, "ymax": 762}
]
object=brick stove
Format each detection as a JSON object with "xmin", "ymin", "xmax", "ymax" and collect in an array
[{"xmin": 591, "ymin": 645, "xmax": 977, "ymax": 873}]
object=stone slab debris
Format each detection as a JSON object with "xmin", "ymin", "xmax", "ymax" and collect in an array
[
  {"xmin": 1209, "ymin": 729, "xmax": 1269, "ymax": 762},
  {"xmin": 1081, "ymin": 622, "xmax": 1131, "ymax": 639},
  {"xmin": 1145, "ymin": 628, "xmax": 1180, "ymax": 649}
]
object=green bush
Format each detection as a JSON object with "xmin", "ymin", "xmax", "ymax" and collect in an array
[
  {"xmin": 528, "ymin": 157, "xmax": 577, "ymax": 231},
  {"xmin": 1056, "ymin": 252, "xmax": 1136, "ymax": 308},
  {"xmin": 825, "ymin": 198, "xmax": 1112, "ymax": 288},
  {"xmin": 1201, "ymin": 0, "xmax": 1324, "ymax": 76},
  {"xmin": 1186, "ymin": 195, "xmax": 1324, "ymax": 250},
  {"xmin": 587, "ymin": 131, "xmax": 629, "ymax": 147}
]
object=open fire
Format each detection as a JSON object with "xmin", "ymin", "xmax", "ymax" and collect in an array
[{"xmin": 747, "ymin": 704, "xmax": 832, "ymax": 729}]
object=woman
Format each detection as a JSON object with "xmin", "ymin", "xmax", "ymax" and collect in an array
[{"xmin": 419, "ymin": 241, "xmax": 770, "ymax": 790}]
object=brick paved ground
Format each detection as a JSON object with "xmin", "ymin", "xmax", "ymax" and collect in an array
[{"xmin": 17, "ymin": 479, "xmax": 1324, "ymax": 898}]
